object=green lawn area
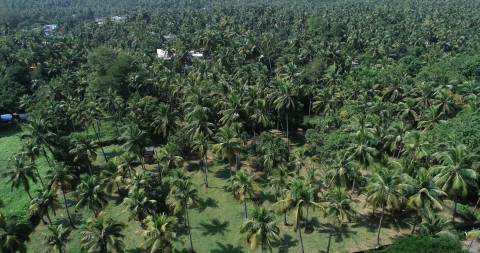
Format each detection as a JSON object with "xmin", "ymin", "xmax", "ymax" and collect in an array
[
  {"xmin": 0, "ymin": 128, "xmax": 49, "ymax": 219},
  {"xmin": 25, "ymin": 155, "xmax": 410, "ymax": 253},
  {"xmin": 2, "ymin": 123, "xmax": 411, "ymax": 252}
]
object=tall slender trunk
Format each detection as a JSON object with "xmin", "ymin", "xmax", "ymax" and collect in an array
[
  {"xmin": 351, "ymin": 177, "xmax": 356, "ymax": 193},
  {"xmin": 284, "ymin": 211, "xmax": 288, "ymax": 225},
  {"xmin": 94, "ymin": 121, "xmax": 108, "ymax": 162},
  {"xmin": 35, "ymin": 167, "xmax": 45, "ymax": 187},
  {"xmin": 326, "ymin": 232, "xmax": 333, "ymax": 253},
  {"xmin": 43, "ymin": 148, "xmax": 52, "ymax": 168},
  {"xmin": 46, "ymin": 212, "xmax": 52, "ymax": 224},
  {"xmin": 140, "ymin": 156, "xmax": 146, "ymax": 171},
  {"xmin": 203, "ymin": 155, "xmax": 209, "ymax": 188},
  {"xmin": 235, "ymin": 152, "xmax": 240, "ymax": 170},
  {"xmin": 243, "ymin": 200, "xmax": 248, "ymax": 220},
  {"xmin": 27, "ymin": 190, "xmax": 33, "ymax": 200},
  {"xmin": 186, "ymin": 205, "xmax": 194, "ymax": 252},
  {"xmin": 286, "ymin": 114, "xmax": 290, "ymax": 154},
  {"xmin": 62, "ymin": 188, "xmax": 75, "ymax": 228},
  {"xmin": 453, "ymin": 200, "xmax": 457, "ymax": 223},
  {"xmin": 308, "ymin": 97, "xmax": 312, "ymax": 117},
  {"xmin": 376, "ymin": 205, "xmax": 385, "ymax": 247},
  {"xmin": 296, "ymin": 205, "xmax": 305, "ymax": 253},
  {"xmin": 298, "ymin": 223, "xmax": 305, "ymax": 253}
]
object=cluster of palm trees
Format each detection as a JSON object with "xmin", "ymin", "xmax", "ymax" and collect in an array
[{"xmin": 1, "ymin": 0, "xmax": 480, "ymax": 252}]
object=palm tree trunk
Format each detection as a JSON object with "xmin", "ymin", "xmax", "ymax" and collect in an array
[
  {"xmin": 284, "ymin": 211, "xmax": 288, "ymax": 225},
  {"xmin": 469, "ymin": 239, "xmax": 475, "ymax": 249},
  {"xmin": 286, "ymin": 113, "xmax": 290, "ymax": 154},
  {"xmin": 351, "ymin": 177, "xmax": 356, "ymax": 193},
  {"xmin": 35, "ymin": 167, "xmax": 45, "ymax": 187},
  {"xmin": 453, "ymin": 200, "xmax": 457, "ymax": 223},
  {"xmin": 326, "ymin": 232, "xmax": 333, "ymax": 253},
  {"xmin": 243, "ymin": 200, "xmax": 248, "ymax": 220},
  {"xmin": 298, "ymin": 223, "xmax": 305, "ymax": 253},
  {"xmin": 376, "ymin": 205, "xmax": 385, "ymax": 247},
  {"xmin": 235, "ymin": 152, "xmax": 240, "ymax": 171},
  {"xmin": 474, "ymin": 198, "xmax": 480, "ymax": 212},
  {"xmin": 43, "ymin": 147, "xmax": 52, "ymax": 168},
  {"xmin": 411, "ymin": 213, "xmax": 419, "ymax": 234},
  {"xmin": 46, "ymin": 212, "xmax": 52, "ymax": 224},
  {"xmin": 94, "ymin": 121, "xmax": 108, "ymax": 162},
  {"xmin": 62, "ymin": 188, "xmax": 75, "ymax": 228},
  {"xmin": 26, "ymin": 189, "xmax": 33, "ymax": 200},
  {"xmin": 186, "ymin": 205, "xmax": 194, "ymax": 252},
  {"xmin": 308, "ymin": 96, "xmax": 312, "ymax": 117},
  {"xmin": 203, "ymin": 156, "xmax": 209, "ymax": 188},
  {"xmin": 305, "ymin": 207, "xmax": 309, "ymax": 232}
]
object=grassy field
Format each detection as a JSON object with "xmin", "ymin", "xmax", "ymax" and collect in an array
[
  {"xmin": 1, "ymin": 123, "xmax": 412, "ymax": 253},
  {"xmin": 25, "ymin": 156, "xmax": 410, "ymax": 253},
  {"xmin": 0, "ymin": 128, "xmax": 50, "ymax": 219}
]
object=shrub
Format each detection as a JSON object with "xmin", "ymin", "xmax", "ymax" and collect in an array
[{"xmin": 374, "ymin": 236, "xmax": 468, "ymax": 253}]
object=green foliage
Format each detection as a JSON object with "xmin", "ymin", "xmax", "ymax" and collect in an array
[
  {"xmin": 375, "ymin": 236, "xmax": 468, "ymax": 253},
  {"xmin": 425, "ymin": 109, "xmax": 480, "ymax": 154}
]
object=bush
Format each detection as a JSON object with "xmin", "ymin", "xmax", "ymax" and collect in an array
[
  {"xmin": 425, "ymin": 109, "xmax": 480, "ymax": 154},
  {"xmin": 374, "ymin": 236, "xmax": 468, "ymax": 253}
]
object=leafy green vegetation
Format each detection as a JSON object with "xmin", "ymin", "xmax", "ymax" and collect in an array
[
  {"xmin": 375, "ymin": 236, "xmax": 468, "ymax": 253},
  {"xmin": 1, "ymin": 0, "xmax": 480, "ymax": 252}
]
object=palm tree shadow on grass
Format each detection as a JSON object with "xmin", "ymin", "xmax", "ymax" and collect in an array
[
  {"xmin": 272, "ymin": 234, "xmax": 298, "ymax": 253},
  {"xmin": 210, "ymin": 242, "xmax": 245, "ymax": 253},
  {"xmin": 214, "ymin": 165, "xmax": 232, "ymax": 179},
  {"xmin": 317, "ymin": 223, "xmax": 358, "ymax": 243},
  {"xmin": 353, "ymin": 211, "xmax": 411, "ymax": 233},
  {"xmin": 52, "ymin": 212, "xmax": 83, "ymax": 227},
  {"xmin": 104, "ymin": 148, "xmax": 125, "ymax": 161},
  {"xmin": 196, "ymin": 197, "xmax": 219, "ymax": 212},
  {"xmin": 126, "ymin": 248, "xmax": 144, "ymax": 253},
  {"xmin": 199, "ymin": 218, "xmax": 229, "ymax": 236}
]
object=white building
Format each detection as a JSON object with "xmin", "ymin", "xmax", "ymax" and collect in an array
[
  {"xmin": 157, "ymin": 49, "xmax": 173, "ymax": 60},
  {"xmin": 189, "ymin": 51, "xmax": 204, "ymax": 59}
]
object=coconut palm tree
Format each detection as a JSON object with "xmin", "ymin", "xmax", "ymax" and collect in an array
[
  {"xmin": 80, "ymin": 215, "xmax": 125, "ymax": 253},
  {"xmin": 418, "ymin": 208, "xmax": 451, "ymax": 236},
  {"xmin": 142, "ymin": 214, "xmax": 178, "ymax": 253},
  {"xmin": 432, "ymin": 144, "xmax": 477, "ymax": 222},
  {"xmin": 21, "ymin": 140, "xmax": 44, "ymax": 186},
  {"xmin": 69, "ymin": 133, "xmax": 97, "ymax": 174},
  {"xmin": 275, "ymin": 178, "xmax": 319, "ymax": 253},
  {"xmin": 166, "ymin": 175, "xmax": 198, "ymax": 252},
  {"xmin": 466, "ymin": 229, "xmax": 480, "ymax": 250},
  {"xmin": 402, "ymin": 168, "xmax": 446, "ymax": 234},
  {"xmin": 324, "ymin": 187, "xmax": 355, "ymax": 253},
  {"xmin": 269, "ymin": 81, "xmax": 297, "ymax": 152},
  {"xmin": 0, "ymin": 213, "xmax": 29, "ymax": 253},
  {"xmin": 155, "ymin": 143, "xmax": 183, "ymax": 178},
  {"xmin": 46, "ymin": 164, "xmax": 76, "ymax": 228},
  {"xmin": 29, "ymin": 189, "xmax": 60, "ymax": 224},
  {"xmin": 74, "ymin": 176, "xmax": 109, "ymax": 216},
  {"xmin": 123, "ymin": 189, "xmax": 157, "ymax": 223},
  {"xmin": 192, "ymin": 132, "xmax": 210, "ymax": 188},
  {"xmin": 213, "ymin": 125, "xmax": 242, "ymax": 174},
  {"xmin": 122, "ymin": 124, "xmax": 150, "ymax": 170},
  {"xmin": 366, "ymin": 164, "xmax": 405, "ymax": 246},
  {"xmin": 185, "ymin": 105, "xmax": 215, "ymax": 137},
  {"xmin": 226, "ymin": 169, "xmax": 258, "ymax": 220},
  {"xmin": 4, "ymin": 153, "xmax": 38, "ymax": 200},
  {"xmin": 240, "ymin": 208, "xmax": 280, "ymax": 253},
  {"xmin": 43, "ymin": 224, "xmax": 71, "ymax": 253}
]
